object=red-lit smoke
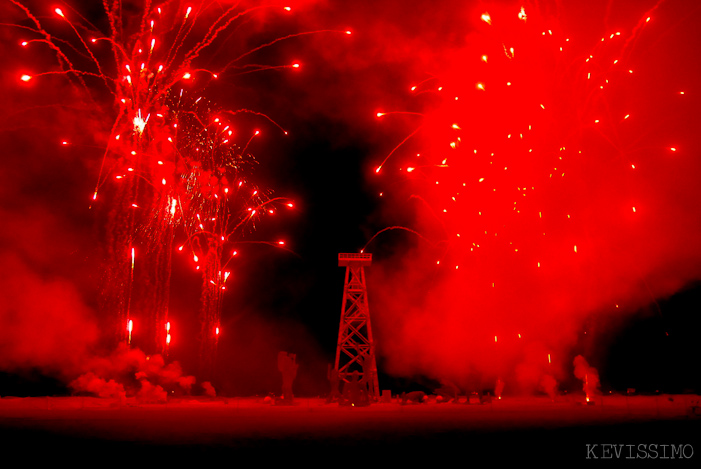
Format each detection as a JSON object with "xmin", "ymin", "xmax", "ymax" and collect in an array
[
  {"xmin": 366, "ymin": 1, "xmax": 701, "ymax": 392},
  {"xmin": 4, "ymin": 0, "xmax": 316, "ymax": 374}
]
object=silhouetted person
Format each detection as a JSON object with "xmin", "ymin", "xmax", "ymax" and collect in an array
[
  {"xmin": 341, "ymin": 371, "xmax": 369, "ymax": 407},
  {"xmin": 326, "ymin": 364, "xmax": 341, "ymax": 404},
  {"xmin": 494, "ymin": 378, "xmax": 505, "ymax": 400},
  {"xmin": 278, "ymin": 351, "xmax": 298, "ymax": 405},
  {"xmin": 359, "ymin": 351, "xmax": 375, "ymax": 403}
]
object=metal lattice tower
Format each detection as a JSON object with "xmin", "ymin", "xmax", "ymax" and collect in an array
[{"xmin": 335, "ymin": 253, "xmax": 379, "ymax": 399}]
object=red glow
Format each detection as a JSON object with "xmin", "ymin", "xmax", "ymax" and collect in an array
[
  {"xmin": 518, "ymin": 7, "xmax": 527, "ymax": 22},
  {"xmin": 367, "ymin": 2, "xmax": 701, "ymax": 388},
  {"xmin": 5, "ymin": 0, "xmax": 699, "ymax": 404}
]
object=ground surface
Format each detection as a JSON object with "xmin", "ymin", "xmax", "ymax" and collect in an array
[{"xmin": 1, "ymin": 394, "xmax": 699, "ymax": 464}]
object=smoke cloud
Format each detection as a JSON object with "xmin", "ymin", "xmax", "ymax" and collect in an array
[
  {"xmin": 69, "ymin": 373, "xmax": 126, "ymax": 399},
  {"xmin": 573, "ymin": 355, "xmax": 600, "ymax": 398},
  {"xmin": 202, "ymin": 381, "xmax": 216, "ymax": 397},
  {"xmin": 2, "ymin": 0, "xmax": 699, "ymax": 398},
  {"xmin": 540, "ymin": 374, "xmax": 558, "ymax": 400},
  {"xmin": 346, "ymin": 0, "xmax": 701, "ymax": 392},
  {"xmin": 0, "ymin": 252, "xmax": 99, "ymax": 377},
  {"xmin": 70, "ymin": 345, "xmax": 197, "ymax": 398}
]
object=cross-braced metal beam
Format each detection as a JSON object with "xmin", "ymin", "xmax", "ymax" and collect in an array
[{"xmin": 335, "ymin": 253, "xmax": 379, "ymax": 399}]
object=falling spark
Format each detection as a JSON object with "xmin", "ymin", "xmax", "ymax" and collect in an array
[
  {"xmin": 518, "ymin": 7, "xmax": 527, "ymax": 22},
  {"xmin": 127, "ymin": 319, "xmax": 133, "ymax": 345}
]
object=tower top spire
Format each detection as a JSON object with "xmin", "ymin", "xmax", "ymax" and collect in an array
[{"xmin": 338, "ymin": 252, "xmax": 372, "ymax": 266}]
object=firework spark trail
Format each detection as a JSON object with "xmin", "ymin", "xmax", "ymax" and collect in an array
[
  {"xmin": 8, "ymin": 1, "xmax": 325, "ymax": 370},
  {"xmin": 168, "ymin": 95, "xmax": 296, "ymax": 377},
  {"xmin": 222, "ymin": 109, "xmax": 289, "ymax": 134},
  {"xmin": 222, "ymin": 29, "xmax": 352, "ymax": 71},
  {"xmin": 182, "ymin": 4, "xmax": 272, "ymax": 67},
  {"xmin": 7, "ymin": 0, "xmax": 95, "ymax": 100},
  {"xmin": 370, "ymin": 1, "xmax": 699, "ymax": 391},
  {"xmin": 54, "ymin": 6, "xmax": 112, "ymax": 91},
  {"xmin": 362, "ymin": 226, "xmax": 435, "ymax": 253},
  {"xmin": 9, "ymin": 1, "xmax": 320, "ymax": 201}
]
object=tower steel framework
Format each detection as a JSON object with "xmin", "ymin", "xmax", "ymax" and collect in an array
[{"xmin": 335, "ymin": 253, "xmax": 379, "ymax": 399}]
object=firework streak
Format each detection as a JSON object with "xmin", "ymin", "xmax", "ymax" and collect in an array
[
  {"xmin": 371, "ymin": 1, "xmax": 695, "ymax": 382},
  {"xmin": 8, "ymin": 0, "xmax": 342, "ymax": 376}
]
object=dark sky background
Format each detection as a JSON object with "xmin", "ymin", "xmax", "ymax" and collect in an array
[{"xmin": 1, "ymin": 0, "xmax": 700, "ymax": 397}]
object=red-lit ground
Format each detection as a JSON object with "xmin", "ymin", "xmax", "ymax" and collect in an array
[{"xmin": 1, "ymin": 394, "xmax": 698, "ymax": 462}]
